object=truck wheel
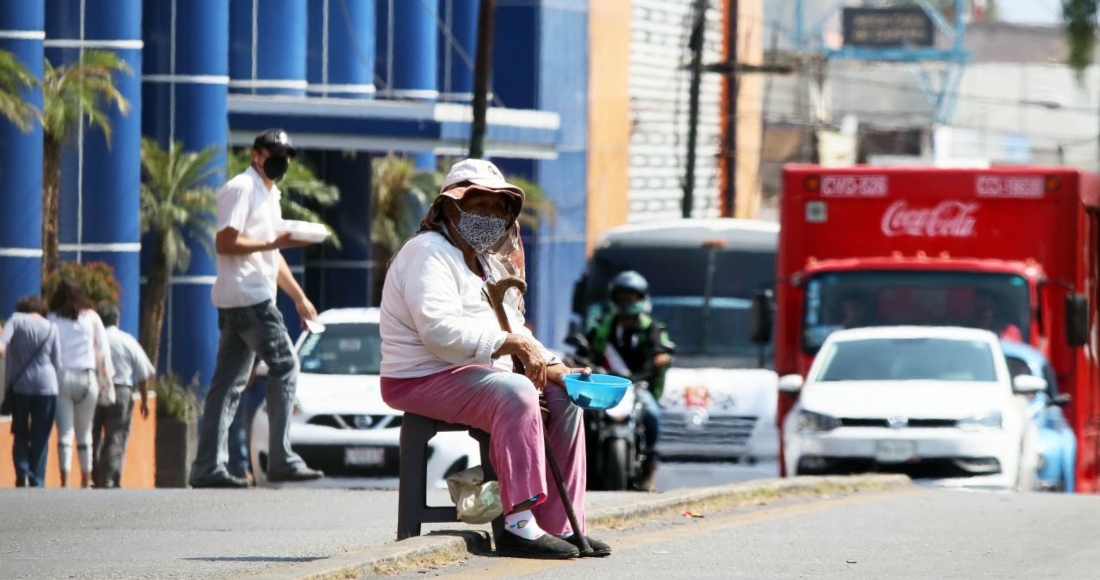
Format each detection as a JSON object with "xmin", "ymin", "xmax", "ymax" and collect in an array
[{"xmin": 602, "ymin": 439, "xmax": 630, "ymax": 491}]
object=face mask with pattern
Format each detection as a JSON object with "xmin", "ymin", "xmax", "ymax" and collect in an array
[{"xmin": 454, "ymin": 207, "xmax": 508, "ymax": 254}]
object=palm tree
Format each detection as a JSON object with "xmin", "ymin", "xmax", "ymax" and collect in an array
[
  {"xmin": 0, "ymin": 49, "xmax": 39, "ymax": 133},
  {"xmin": 227, "ymin": 148, "xmax": 341, "ymax": 247},
  {"xmin": 139, "ymin": 138, "xmax": 218, "ymax": 364},
  {"xmin": 41, "ymin": 49, "xmax": 131, "ymax": 276}
]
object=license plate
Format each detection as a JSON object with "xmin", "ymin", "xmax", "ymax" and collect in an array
[
  {"xmin": 344, "ymin": 447, "xmax": 385, "ymax": 466},
  {"xmin": 874, "ymin": 440, "xmax": 916, "ymax": 463}
]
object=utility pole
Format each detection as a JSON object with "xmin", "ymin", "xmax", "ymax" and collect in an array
[
  {"xmin": 723, "ymin": 0, "xmax": 738, "ymax": 218},
  {"xmin": 682, "ymin": 0, "xmax": 708, "ymax": 219},
  {"xmin": 468, "ymin": 0, "xmax": 496, "ymax": 159}
]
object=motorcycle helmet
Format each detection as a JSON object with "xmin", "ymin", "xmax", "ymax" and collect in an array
[{"xmin": 608, "ymin": 270, "xmax": 651, "ymax": 317}]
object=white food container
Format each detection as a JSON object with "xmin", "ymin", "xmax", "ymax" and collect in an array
[{"xmin": 279, "ymin": 220, "xmax": 330, "ymax": 243}]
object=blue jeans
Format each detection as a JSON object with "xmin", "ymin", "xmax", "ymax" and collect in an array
[
  {"xmin": 190, "ymin": 300, "xmax": 304, "ymax": 484},
  {"xmin": 637, "ymin": 388, "xmax": 661, "ymax": 466},
  {"xmin": 11, "ymin": 393, "xmax": 57, "ymax": 487}
]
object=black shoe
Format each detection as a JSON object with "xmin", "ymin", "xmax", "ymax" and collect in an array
[
  {"xmin": 190, "ymin": 473, "xmax": 250, "ymax": 489},
  {"xmin": 564, "ymin": 534, "xmax": 612, "ymax": 557},
  {"xmin": 266, "ymin": 466, "xmax": 324, "ymax": 483},
  {"xmin": 496, "ymin": 532, "xmax": 580, "ymax": 560}
]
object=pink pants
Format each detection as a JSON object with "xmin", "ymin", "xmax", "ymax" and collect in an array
[{"xmin": 382, "ymin": 365, "xmax": 586, "ymax": 536}]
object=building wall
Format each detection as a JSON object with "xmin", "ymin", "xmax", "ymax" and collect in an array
[
  {"xmin": 586, "ymin": 0, "xmax": 632, "ymax": 251},
  {"xmin": 628, "ymin": 0, "xmax": 725, "ymax": 222}
]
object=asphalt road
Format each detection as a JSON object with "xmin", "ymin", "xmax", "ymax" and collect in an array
[{"xmin": 386, "ymin": 487, "xmax": 1100, "ymax": 579}]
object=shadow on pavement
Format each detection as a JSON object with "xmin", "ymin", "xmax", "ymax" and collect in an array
[{"xmin": 183, "ymin": 556, "xmax": 324, "ymax": 563}]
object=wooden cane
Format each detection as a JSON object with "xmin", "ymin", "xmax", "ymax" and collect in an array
[{"xmin": 484, "ymin": 276, "xmax": 593, "ymax": 556}]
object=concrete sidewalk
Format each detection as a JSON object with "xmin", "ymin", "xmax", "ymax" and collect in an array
[{"xmin": 0, "ymin": 475, "xmax": 907, "ymax": 580}]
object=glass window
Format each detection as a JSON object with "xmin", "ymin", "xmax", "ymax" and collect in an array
[
  {"xmin": 816, "ymin": 337, "xmax": 998, "ymax": 382},
  {"xmin": 802, "ymin": 271, "xmax": 1030, "ymax": 353},
  {"xmin": 297, "ymin": 323, "xmax": 382, "ymax": 375}
]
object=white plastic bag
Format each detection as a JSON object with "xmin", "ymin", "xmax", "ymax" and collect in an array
[{"xmin": 446, "ymin": 465, "xmax": 503, "ymax": 524}]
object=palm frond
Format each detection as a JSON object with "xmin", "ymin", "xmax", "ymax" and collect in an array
[
  {"xmin": 0, "ymin": 49, "xmax": 40, "ymax": 132},
  {"xmin": 42, "ymin": 49, "xmax": 131, "ymax": 144},
  {"xmin": 508, "ymin": 176, "xmax": 556, "ymax": 230},
  {"xmin": 140, "ymin": 138, "xmax": 218, "ymax": 274}
]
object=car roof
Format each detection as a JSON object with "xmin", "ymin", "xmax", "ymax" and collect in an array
[
  {"xmin": 825, "ymin": 325, "xmax": 999, "ymax": 344},
  {"xmin": 595, "ymin": 218, "xmax": 778, "ymax": 251},
  {"xmin": 316, "ymin": 307, "xmax": 381, "ymax": 324}
]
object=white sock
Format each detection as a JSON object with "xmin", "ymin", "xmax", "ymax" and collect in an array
[{"xmin": 504, "ymin": 509, "xmax": 546, "ymax": 540}]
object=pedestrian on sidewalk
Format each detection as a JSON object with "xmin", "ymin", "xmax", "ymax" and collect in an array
[
  {"xmin": 189, "ymin": 128, "xmax": 324, "ymax": 489},
  {"xmin": 380, "ymin": 159, "xmax": 610, "ymax": 560},
  {"xmin": 91, "ymin": 302, "xmax": 154, "ymax": 489},
  {"xmin": 48, "ymin": 279, "xmax": 114, "ymax": 488},
  {"xmin": 0, "ymin": 296, "xmax": 62, "ymax": 487}
]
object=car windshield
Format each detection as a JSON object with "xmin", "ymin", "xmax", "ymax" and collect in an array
[
  {"xmin": 802, "ymin": 270, "xmax": 1030, "ymax": 353},
  {"xmin": 298, "ymin": 323, "xmax": 382, "ymax": 375},
  {"xmin": 816, "ymin": 337, "xmax": 998, "ymax": 382},
  {"xmin": 584, "ymin": 246, "xmax": 775, "ymax": 357}
]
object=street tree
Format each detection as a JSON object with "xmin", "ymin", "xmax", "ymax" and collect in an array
[
  {"xmin": 138, "ymin": 138, "xmax": 218, "ymax": 364},
  {"xmin": 41, "ymin": 49, "xmax": 131, "ymax": 276}
]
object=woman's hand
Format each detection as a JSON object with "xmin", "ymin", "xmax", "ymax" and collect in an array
[
  {"xmin": 495, "ymin": 334, "xmax": 548, "ymax": 389},
  {"xmin": 547, "ymin": 363, "xmax": 591, "ymax": 390}
]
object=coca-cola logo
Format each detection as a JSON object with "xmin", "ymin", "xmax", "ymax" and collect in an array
[{"xmin": 881, "ymin": 200, "xmax": 979, "ymax": 237}]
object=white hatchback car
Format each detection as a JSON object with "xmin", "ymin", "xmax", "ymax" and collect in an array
[
  {"xmin": 250, "ymin": 308, "xmax": 480, "ymax": 487},
  {"xmin": 781, "ymin": 326, "xmax": 1043, "ymax": 490}
]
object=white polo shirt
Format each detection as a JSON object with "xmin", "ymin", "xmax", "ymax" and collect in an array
[{"xmin": 211, "ymin": 167, "xmax": 283, "ymax": 309}]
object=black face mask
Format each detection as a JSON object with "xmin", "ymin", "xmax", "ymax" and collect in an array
[{"xmin": 262, "ymin": 155, "xmax": 290, "ymax": 181}]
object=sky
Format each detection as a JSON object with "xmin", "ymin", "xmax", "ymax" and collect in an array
[{"xmin": 996, "ymin": 0, "xmax": 1063, "ymax": 25}]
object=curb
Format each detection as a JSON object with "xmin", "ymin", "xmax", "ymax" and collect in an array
[{"xmin": 247, "ymin": 474, "xmax": 910, "ymax": 580}]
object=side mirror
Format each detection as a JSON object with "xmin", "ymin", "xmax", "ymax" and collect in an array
[
  {"xmin": 1012, "ymin": 374, "xmax": 1048, "ymax": 395},
  {"xmin": 1050, "ymin": 393, "xmax": 1072, "ymax": 407},
  {"xmin": 749, "ymin": 289, "xmax": 774, "ymax": 345},
  {"xmin": 1066, "ymin": 293, "xmax": 1088, "ymax": 347},
  {"xmin": 778, "ymin": 374, "xmax": 804, "ymax": 393}
]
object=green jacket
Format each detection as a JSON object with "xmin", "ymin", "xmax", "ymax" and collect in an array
[{"xmin": 587, "ymin": 312, "xmax": 674, "ymax": 399}]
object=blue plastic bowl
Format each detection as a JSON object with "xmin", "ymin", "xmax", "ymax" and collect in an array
[{"xmin": 563, "ymin": 373, "xmax": 632, "ymax": 410}]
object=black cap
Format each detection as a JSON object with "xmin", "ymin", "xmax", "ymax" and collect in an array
[{"xmin": 253, "ymin": 128, "xmax": 296, "ymax": 157}]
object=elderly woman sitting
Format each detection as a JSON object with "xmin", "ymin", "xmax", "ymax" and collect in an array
[{"xmin": 379, "ymin": 159, "xmax": 608, "ymax": 560}]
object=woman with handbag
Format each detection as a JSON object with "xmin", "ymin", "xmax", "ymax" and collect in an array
[
  {"xmin": 0, "ymin": 296, "xmax": 62, "ymax": 487},
  {"xmin": 48, "ymin": 279, "xmax": 115, "ymax": 488}
]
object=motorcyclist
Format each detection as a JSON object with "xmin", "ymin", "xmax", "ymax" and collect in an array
[{"xmin": 586, "ymin": 271, "xmax": 674, "ymax": 491}]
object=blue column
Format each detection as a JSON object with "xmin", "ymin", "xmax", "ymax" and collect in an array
[
  {"xmin": 45, "ymin": 0, "xmax": 143, "ymax": 337},
  {"xmin": 229, "ymin": 0, "xmax": 307, "ymax": 96},
  {"xmin": 142, "ymin": 0, "xmax": 228, "ymax": 389},
  {"xmin": 312, "ymin": 151, "xmax": 372, "ymax": 310},
  {"xmin": 437, "ymin": 0, "xmax": 477, "ymax": 102},
  {"xmin": 376, "ymin": 0, "xmax": 438, "ymax": 101},
  {"xmin": 0, "ymin": 1, "xmax": 44, "ymax": 317},
  {"xmin": 306, "ymin": 0, "xmax": 376, "ymax": 99},
  {"xmin": 377, "ymin": 1, "xmax": 437, "ymax": 183}
]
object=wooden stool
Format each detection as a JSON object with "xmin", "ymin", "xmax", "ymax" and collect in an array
[{"xmin": 396, "ymin": 412, "xmax": 505, "ymax": 540}]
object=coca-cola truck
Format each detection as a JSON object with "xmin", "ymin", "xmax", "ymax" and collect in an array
[{"xmin": 762, "ymin": 165, "xmax": 1099, "ymax": 490}]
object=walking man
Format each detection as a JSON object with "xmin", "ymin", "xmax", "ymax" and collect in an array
[
  {"xmin": 92, "ymin": 302, "xmax": 154, "ymax": 488},
  {"xmin": 189, "ymin": 128, "xmax": 324, "ymax": 488}
]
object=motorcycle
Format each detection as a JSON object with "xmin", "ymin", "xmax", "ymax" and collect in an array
[{"xmin": 563, "ymin": 333, "xmax": 651, "ymax": 491}]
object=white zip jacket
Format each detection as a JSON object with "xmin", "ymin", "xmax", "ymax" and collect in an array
[{"xmin": 380, "ymin": 231, "xmax": 559, "ymax": 378}]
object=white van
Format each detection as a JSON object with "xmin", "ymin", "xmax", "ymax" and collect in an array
[{"xmin": 571, "ymin": 218, "xmax": 780, "ymax": 462}]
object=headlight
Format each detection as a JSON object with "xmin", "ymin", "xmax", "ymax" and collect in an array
[
  {"xmin": 957, "ymin": 411, "xmax": 1002, "ymax": 431},
  {"xmin": 797, "ymin": 410, "xmax": 840, "ymax": 433}
]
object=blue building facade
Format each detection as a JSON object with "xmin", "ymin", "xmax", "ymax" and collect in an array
[{"xmin": 0, "ymin": 0, "xmax": 588, "ymax": 390}]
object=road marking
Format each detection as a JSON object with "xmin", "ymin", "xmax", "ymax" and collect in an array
[{"xmin": 433, "ymin": 487, "xmax": 922, "ymax": 579}]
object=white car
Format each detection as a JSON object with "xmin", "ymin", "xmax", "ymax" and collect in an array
[
  {"xmin": 250, "ymin": 308, "xmax": 480, "ymax": 487},
  {"xmin": 781, "ymin": 326, "xmax": 1043, "ymax": 490}
]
